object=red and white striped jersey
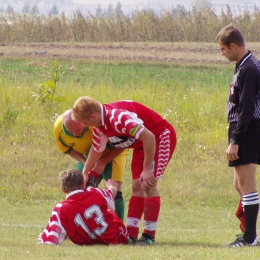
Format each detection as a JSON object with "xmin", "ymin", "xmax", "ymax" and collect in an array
[
  {"xmin": 39, "ymin": 188, "xmax": 129, "ymax": 246},
  {"xmin": 92, "ymin": 100, "xmax": 172, "ymax": 152}
]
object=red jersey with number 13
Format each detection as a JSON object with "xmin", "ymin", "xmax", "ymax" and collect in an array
[{"xmin": 40, "ymin": 188, "xmax": 129, "ymax": 245}]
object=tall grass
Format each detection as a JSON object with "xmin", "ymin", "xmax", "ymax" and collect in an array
[{"xmin": 0, "ymin": 5, "xmax": 260, "ymax": 43}]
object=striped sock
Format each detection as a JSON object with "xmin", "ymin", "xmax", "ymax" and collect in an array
[
  {"xmin": 126, "ymin": 196, "xmax": 145, "ymax": 239},
  {"xmin": 143, "ymin": 197, "xmax": 161, "ymax": 238},
  {"xmin": 242, "ymin": 192, "xmax": 259, "ymax": 243}
]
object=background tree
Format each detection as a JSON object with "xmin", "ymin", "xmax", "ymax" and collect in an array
[
  {"xmin": 31, "ymin": 4, "xmax": 40, "ymax": 14},
  {"xmin": 6, "ymin": 4, "xmax": 14, "ymax": 13},
  {"xmin": 96, "ymin": 3, "xmax": 102, "ymax": 18},
  {"xmin": 22, "ymin": 3, "xmax": 31, "ymax": 14},
  {"xmin": 107, "ymin": 3, "xmax": 114, "ymax": 16},
  {"xmin": 49, "ymin": 3, "xmax": 59, "ymax": 15},
  {"xmin": 192, "ymin": 0, "xmax": 213, "ymax": 10},
  {"xmin": 116, "ymin": 1, "xmax": 124, "ymax": 16},
  {"xmin": 175, "ymin": 4, "xmax": 187, "ymax": 14}
]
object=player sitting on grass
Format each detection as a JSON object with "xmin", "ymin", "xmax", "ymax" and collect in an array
[{"xmin": 38, "ymin": 169, "xmax": 129, "ymax": 246}]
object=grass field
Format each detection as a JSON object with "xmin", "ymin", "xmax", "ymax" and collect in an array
[{"xmin": 1, "ymin": 43, "xmax": 260, "ymax": 259}]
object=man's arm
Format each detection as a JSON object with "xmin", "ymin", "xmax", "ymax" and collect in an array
[
  {"xmin": 99, "ymin": 179, "xmax": 118, "ymax": 211},
  {"xmin": 82, "ymin": 147, "xmax": 103, "ymax": 188},
  {"xmin": 138, "ymin": 127, "xmax": 157, "ymax": 189},
  {"xmin": 38, "ymin": 205, "xmax": 67, "ymax": 245},
  {"xmin": 92, "ymin": 147, "xmax": 125, "ymax": 174},
  {"xmin": 68, "ymin": 149, "xmax": 86, "ymax": 165}
]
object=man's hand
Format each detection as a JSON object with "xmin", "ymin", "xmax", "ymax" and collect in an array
[
  {"xmin": 104, "ymin": 179, "xmax": 118, "ymax": 189},
  {"xmin": 139, "ymin": 169, "xmax": 157, "ymax": 190},
  {"xmin": 92, "ymin": 159, "xmax": 106, "ymax": 175},
  {"xmin": 37, "ymin": 233, "xmax": 43, "ymax": 244},
  {"xmin": 104, "ymin": 179, "xmax": 118, "ymax": 197},
  {"xmin": 226, "ymin": 144, "xmax": 239, "ymax": 161}
]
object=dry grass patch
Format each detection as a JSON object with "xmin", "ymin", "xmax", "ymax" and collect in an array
[{"xmin": 1, "ymin": 42, "xmax": 260, "ymax": 64}]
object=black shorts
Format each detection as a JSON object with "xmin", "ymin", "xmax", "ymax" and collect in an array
[{"xmin": 228, "ymin": 119, "xmax": 260, "ymax": 167}]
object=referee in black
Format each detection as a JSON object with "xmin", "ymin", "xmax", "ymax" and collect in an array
[{"xmin": 216, "ymin": 24, "xmax": 260, "ymax": 247}]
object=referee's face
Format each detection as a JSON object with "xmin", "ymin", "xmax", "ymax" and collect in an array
[{"xmin": 218, "ymin": 40, "xmax": 237, "ymax": 62}]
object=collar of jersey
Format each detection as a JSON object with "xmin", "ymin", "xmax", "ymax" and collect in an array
[
  {"xmin": 236, "ymin": 51, "xmax": 252, "ymax": 71},
  {"xmin": 66, "ymin": 190, "xmax": 84, "ymax": 199},
  {"xmin": 62, "ymin": 124, "xmax": 88, "ymax": 138}
]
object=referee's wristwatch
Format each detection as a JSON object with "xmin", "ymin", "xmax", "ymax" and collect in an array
[{"xmin": 230, "ymin": 139, "xmax": 236, "ymax": 145}]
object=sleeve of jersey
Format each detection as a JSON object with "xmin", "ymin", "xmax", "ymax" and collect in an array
[
  {"xmin": 39, "ymin": 204, "xmax": 67, "ymax": 245},
  {"xmin": 53, "ymin": 126, "xmax": 70, "ymax": 154},
  {"xmin": 95, "ymin": 188, "xmax": 115, "ymax": 211},
  {"xmin": 92, "ymin": 128, "xmax": 108, "ymax": 153},
  {"xmin": 111, "ymin": 110, "xmax": 145, "ymax": 139}
]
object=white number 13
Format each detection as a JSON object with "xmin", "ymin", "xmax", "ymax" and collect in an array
[{"xmin": 74, "ymin": 205, "xmax": 108, "ymax": 239}]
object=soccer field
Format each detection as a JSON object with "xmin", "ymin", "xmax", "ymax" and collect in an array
[{"xmin": 1, "ymin": 43, "xmax": 260, "ymax": 259}]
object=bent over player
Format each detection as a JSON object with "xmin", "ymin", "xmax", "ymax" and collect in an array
[
  {"xmin": 38, "ymin": 169, "xmax": 129, "ymax": 245},
  {"xmin": 71, "ymin": 97, "xmax": 177, "ymax": 245},
  {"xmin": 53, "ymin": 109, "xmax": 127, "ymax": 221}
]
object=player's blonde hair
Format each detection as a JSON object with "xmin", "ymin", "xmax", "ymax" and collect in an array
[
  {"xmin": 72, "ymin": 96, "xmax": 101, "ymax": 121},
  {"xmin": 59, "ymin": 169, "xmax": 83, "ymax": 192}
]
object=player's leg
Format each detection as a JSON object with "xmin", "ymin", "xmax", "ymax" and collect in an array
[
  {"xmin": 102, "ymin": 149, "xmax": 128, "ymax": 221},
  {"xmin": 233, "ymin": 172, "xmax": 245, "ymax": 232},
  {"xmin": 237, "ymin": 164, "xmax": 258, "ymax": 243},
  {"xmin": 126, "ymin": 177, "xmax": 145, "ymax": 244},
  {"xmin": 228, "ymin": 164, "xmax": 259, "ymax": 247},
  {"xmin": 139, "ymin": 128, "xmax": 176, "ymax": 245},
  {"xmin": 107, "ymin": 210, "xmax": 129, "ymax": 244},
  {"xmin": 226, "ymin": 120, "xmax": 260, "ymax": 247},
  {"xmin": 76, "ymin": 161, "xmax": 103, "ymax": 187},
  {"xmin": 75, "ymin": 161, "xmax": 84, "ymax": 172}
]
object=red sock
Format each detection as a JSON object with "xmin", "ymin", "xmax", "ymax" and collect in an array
[
  {"xmin": 235, "ymin": 200, "xmax": 245, "ymax": 232},
  {"xmin": 143, "ymin": 197, "xmax": 161, "ymax": 238},
  {"xmin": 126, "ymin": 196, "xmax": 145, "ymax": 239}
]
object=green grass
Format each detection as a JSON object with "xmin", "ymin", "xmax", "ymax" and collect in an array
[
  {"xmin": 1, "ymin": 200, "xmax": 260, "ymax": 259},
  {"xmin": 1, "ymin": 56, "xmax": 260, "ymax": 259}
]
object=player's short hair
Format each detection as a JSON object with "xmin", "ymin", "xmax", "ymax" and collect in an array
[
  {"xmin": 216, "ymin": 24, "xmax": 245, "ymax": 48},
  {"xmin": 72, "ymin": 96, "xmax": 101, "ymax": 121},
  {"xmin": 59, "ymin": 169, "xmax": 83, "ymax": 192}
]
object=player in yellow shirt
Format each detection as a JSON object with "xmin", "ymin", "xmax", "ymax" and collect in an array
[{"xmin": 53, "ymin": 109, "xmax": 128, "ymax": 221}]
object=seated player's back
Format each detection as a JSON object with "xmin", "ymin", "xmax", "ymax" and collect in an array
[{"xmin": 60, "ymin": 188, "xmax": 119, "ymax": 245}]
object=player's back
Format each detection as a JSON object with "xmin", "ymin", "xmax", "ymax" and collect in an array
[
  {"xmin": 60, "ymin": 188, "xmax": 119, "ymax": 245},
  {"xmin": 104, "ymin": 100, "xmax": 173, "ymax": 136}
]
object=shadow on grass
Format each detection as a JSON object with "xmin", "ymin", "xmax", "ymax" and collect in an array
[{"xmin": 156, "ymin": 241, "xmax": 222, "ymax": 248}]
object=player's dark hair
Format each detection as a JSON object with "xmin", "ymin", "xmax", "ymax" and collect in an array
[
  {"xmin": 216, "ymin": 24, "xmax": 245, "ymax": 48},
  {"xmin": 59, "ymin": 169, "xmax": 83, "ymax": 192}
]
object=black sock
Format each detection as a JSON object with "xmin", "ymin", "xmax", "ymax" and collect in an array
[{"xmin": 242, "ymin": 192, "xmax": 259, "ymax": 243}]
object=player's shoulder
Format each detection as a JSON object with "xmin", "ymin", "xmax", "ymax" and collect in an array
[
  {"xmin": 86, "ymin": 187, "xmax": 112, "ymax": 197},
  {"xmin": 53, "ymin": 114, "xmax": 63, "ymax": 130}
]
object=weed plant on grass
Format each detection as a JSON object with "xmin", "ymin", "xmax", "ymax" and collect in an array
[{"xmin": 1, "ymin": 57, "xmax": 260, "ymax": 259}]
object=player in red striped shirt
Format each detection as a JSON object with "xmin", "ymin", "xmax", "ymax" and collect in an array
[
  {"xmin": 71, "ymin": 97, "xmax": 177, "ymax": 245},
  {"xmin": 38, "ymin": 169, "xmax": 129, "ymax": 245}
]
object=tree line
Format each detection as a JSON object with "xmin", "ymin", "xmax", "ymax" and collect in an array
[{"xmin": 0, "ymin": 5, "xmax": 260, "ymax": 43}]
